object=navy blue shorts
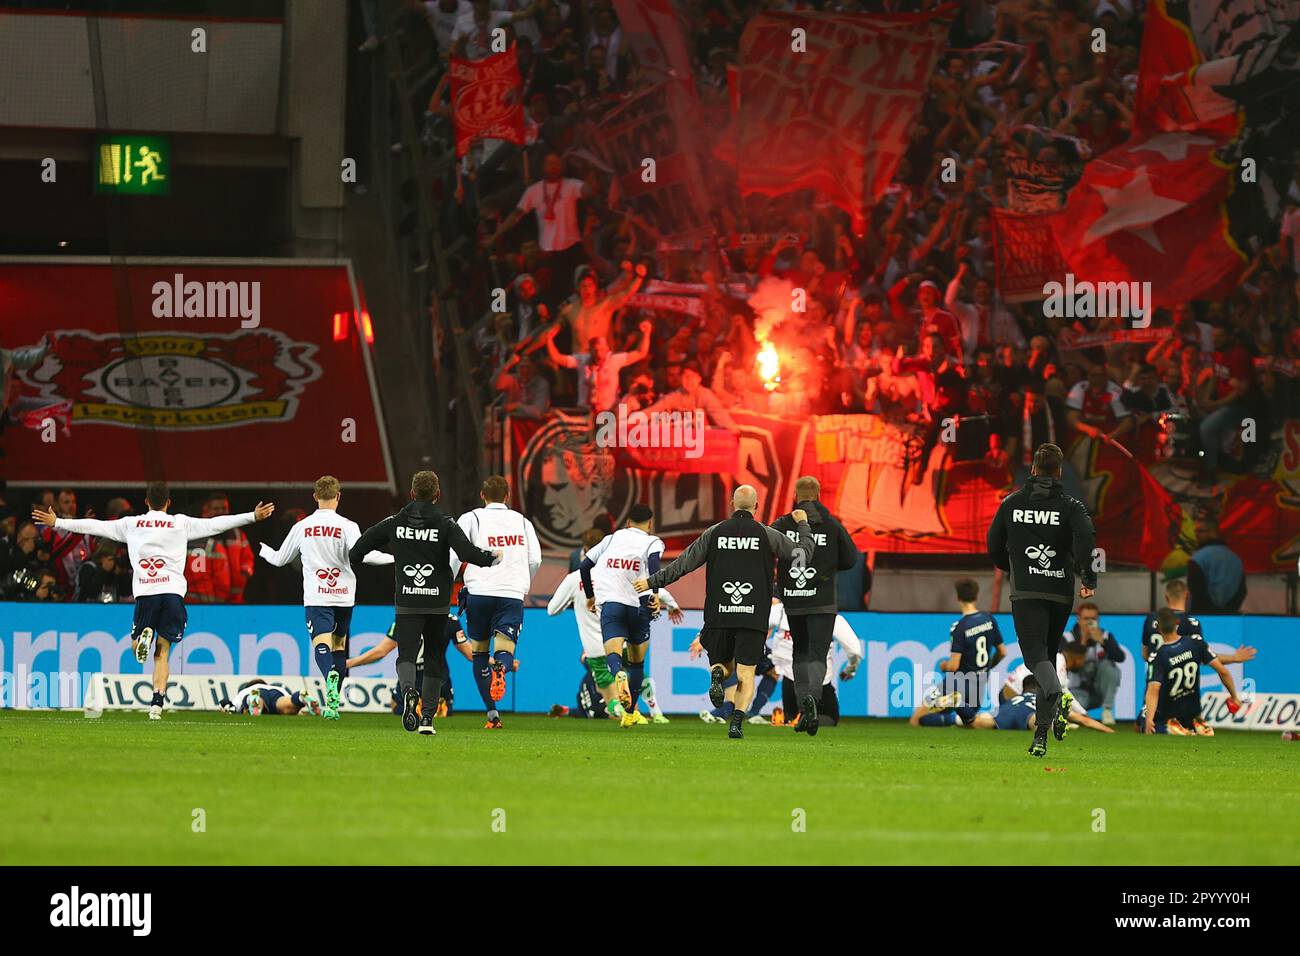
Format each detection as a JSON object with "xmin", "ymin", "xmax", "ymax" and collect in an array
[
  {"xmin": 465, "ymin": 594, "xmax": 524, "ymax": 644},
  {"xmin": 599, "ymin": 602, "xmax": 652, "ymax": 646},
  {"xmin": 918, "ymin": 710, "xmax": 960, "ymax": 727},
  {"xmin": 994, "ymin": 701, "xmax": 1034, "ymax": 731},
  {"xmin": 133, "ymin": 593, "xmax": 187, "ymax": 642},
  {"xmin": 257, "ymin": 687, "xmax": 285, "ymax": 713},
  {"xmin": 306, "ymin": 605, "xmax": 354, "ymax": 641}
]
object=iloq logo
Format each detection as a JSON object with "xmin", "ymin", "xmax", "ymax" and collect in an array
[
  {"xmin": 316, "ymin": 567, "xmax": 341, "ymax": 587},
  {"xmin": 138, "ymin": 557, "xmax": 165, "ymax": 577},
  {"xmin": 722, "ymin": 581, "xmax": 753, "ymax": 604},
  {"xmin": 404, "ymin": 564, "xmax": 436, "ymax": 587}
]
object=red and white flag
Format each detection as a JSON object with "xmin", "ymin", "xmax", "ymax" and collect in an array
[
  {"xmin": 1053, "ymin": 131, "xmax": 1241, "ymax": 307},
  {"xmin": 450, "ymin": 47, "xmax": 526, "ymax": 158},
  {"xmin": 612, "ymin": 0, "xmax": 697, "ymax": 96},
  {"xmin": 716, "ymin": 10, "xmax": 951, "ymax": 224},
  {"xmin": 1052, "ymin": 0, "xmax": 1276, "ymax": 306}
]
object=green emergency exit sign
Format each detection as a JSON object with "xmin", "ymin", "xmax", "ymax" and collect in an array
[{"xmin": 94, "ymin": 136, "xmax": 171, "ymax": 195}]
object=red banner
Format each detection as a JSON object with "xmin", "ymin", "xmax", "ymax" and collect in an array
[
  {"xmin": 594, "ymin": 82, "xmax": 713, "ymax": 240},
  {"xmin": 450, "ymin": 47, "xmax": 526, "ymax": 158},
  {"xmin": 507, "ymin": 410, "xmax": 1300, "ymax": 573},
  {"xmin": 0, "ymin": 260, "xmax": 392, "ymax": 488},
  {"xmin": 718, "ymin": 10, "xmax": 951, "ymax": 222},
  {"xmin": 506, "ymin": 409, "xmax": 807, "ymax": 551},
  {"xmin": 992, "ymin": 208, "xmax": 1069, "ymax": 303}
]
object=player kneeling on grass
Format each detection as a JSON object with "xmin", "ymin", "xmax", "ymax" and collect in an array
[
  {"xmin": 33, "ymin": 481, "xmax": 274, "ymax": 721},
  {"xmin": 580, "ymin": 503, "xmax": 667, "ymax": 729},
  {"xmin": 1142, "ymin": 606, "xmax": 1242, "ymax": 736},
  {"xmin": 222, "ymin": 679, "xmax": 321, "ymax": 717},
  {"xmin": 258, "ymin": 475, "xmax": 392, "ymax": 721},
  {"xmin": 914, "ymin": 578, "xmax": 1005, "ymax": 727}
]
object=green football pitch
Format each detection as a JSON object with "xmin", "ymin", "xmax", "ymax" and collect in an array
[{"xmin": 3, "ymin": 711, "xmax": 1296, "ymax": 865}]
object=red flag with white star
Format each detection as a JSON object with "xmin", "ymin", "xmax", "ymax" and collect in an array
[
  {"xmin": 1054, "ymin": 132, "xmax": 1243, "ymax": 308},
  {"xmin": 1053, "ymin": 0, "xmax": 1254, "ymax": 306}
]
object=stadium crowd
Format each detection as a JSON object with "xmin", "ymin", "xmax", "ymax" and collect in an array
[
  {"xmin": 0, "ymin": 487, "xmax": 265, "ymax": 604},
  {"xmin": 390, "ymin": 0, "xmax": 1300, "ymax": 487}
]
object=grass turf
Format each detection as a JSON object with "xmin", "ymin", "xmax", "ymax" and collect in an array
[{"xmin": 2, "ymin": 710, "xmax": 1296, "ymax": 865}]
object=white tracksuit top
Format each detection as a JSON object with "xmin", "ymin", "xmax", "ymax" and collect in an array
[
  {"xmin": 55, "ymin": 509, "xmax": 257, "ymax": 599},
  {"xmin": 454, "ymin": 502, "xmax": 541, "ymax": 600}
]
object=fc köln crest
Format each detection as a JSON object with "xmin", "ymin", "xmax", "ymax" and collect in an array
[{"xmin": 19, "ymin": 329, "xmax": 321, "ymax": 430}]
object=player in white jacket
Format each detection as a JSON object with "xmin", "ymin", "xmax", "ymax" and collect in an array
[
  {"xmin": 548, "ymin": 525, "xmax": 681, "ymax": 722},
  {"xmin": 257, "ymin": 475, "xmax": 392, "ymax": 720},
  {"xmin": 578, "ymin": 503, "xmax": 666, "ymax": 728},
  {"xmin": 33, "ymin": 481, "xmax": 274, "ymax": 720},
  {"xmin": 452, "ymin": 475, "xmax": 541, "ymax": 729}
]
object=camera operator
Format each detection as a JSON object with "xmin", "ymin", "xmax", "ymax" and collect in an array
[
  {"xmin": 76, "ymin": 540, "xmax": 122, "ymax": 603},
  {"xmin": 1, "ymin": 519, "xmax": 48, "ymax": 599}
]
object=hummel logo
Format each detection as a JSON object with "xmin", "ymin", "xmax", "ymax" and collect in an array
[
  {"xmin": 316, "ymin": 567, "xmax": 341, "ymax": 587},
  {"xmin": 403, "ymin": 563, "xmax": 436, "ymax": 586},
  {"xmin": 722, "ymin": 581, "xmax": 754, "ymax": 604},
  {"xmin": 138, "ymin": 557, "xmax": 165, "ymax": 577},
  {"xmin": 788, "ymin": 563, "xmax": 816, "ymax": 588},
  {"xmin": 1025, "ymin": 544, "xmax": 1056, "ymax": 569}
]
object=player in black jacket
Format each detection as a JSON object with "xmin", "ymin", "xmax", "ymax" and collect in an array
[
  {"xmin": 636, "ymin": 484, "xmax": 814, "ymax": 740},
  {"xmin": 350, "ymin": 470, "xmax": 499, "ymax": 735},
  {"xmin": 770, "ymin": 476, "xmax": 860, "ymax": 736},
  {"xmin": 986, "ymin": 443, "xmax": 1097, "ymax": 757}
]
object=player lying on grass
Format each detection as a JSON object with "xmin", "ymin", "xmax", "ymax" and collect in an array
[
  {"xmin": 909, "ymin": 675, "xmax": 1111, "ymax": 732},
  {"xmin": 1143, "ymin": 606, "xmax": 1243, "ymax": 736},
  {"xmin": 221, "ymin": 679, "xmax": 321, "ymax": 717},
  {"xmin": 33, "ymin": 481, "xmax": 274, "ymax": 721},
  {"xmin": 257, "ymin": 475, "xmax": 393, "ymax": 721}
]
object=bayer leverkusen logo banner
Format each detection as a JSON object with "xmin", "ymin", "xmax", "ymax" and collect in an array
[
  {"xmin": 450, "ymin": 47, "xmax": 526, "ymax": 158},
  {"xmin": 0, "ymin": 259, "xmax": 393, "ymax": 489}
]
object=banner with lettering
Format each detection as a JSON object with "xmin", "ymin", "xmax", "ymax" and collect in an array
[
  {"xmin": 992, "ymin": 208, "xmax": 1069, "ymax": 303},
  {"xmin": 717, "ymin": 10, "xmax": 952, "ymax": 222},
  {"xmin": 0, "ymin": 259, "xmax": 393, "ymax": 488},
  {"xmin": 450, "ymin": 46, "xmax": 526, "ymax": 158},
  {"xmin": 506, "ymin": 409, "xmax": 807, "ymax": 550},
  {"xmin": 507, "ymin": 409, "xmax": 1300, "ymax": 572},
  {"xmin": 594, "ymin": 82, "xmax": 713, "ymax": 240}
]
